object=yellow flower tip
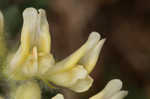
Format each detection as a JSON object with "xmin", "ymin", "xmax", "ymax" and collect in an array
[
  {"xmin": 21, "ymin": 8, "xmax": 38, "ymax": 52},
  {"xmin": 104, "ymin": 79, "xmax": 123, "ymax": 92},
  {"xmin": 14, "ymin": 81, "xmax": 41, "ymax": 99},
  {"xmin": 88, "ymin": 32, "xmax": 101, "ymax": 42},
  {"xmin": 49, "ymin": 32, "xmax": 102, "ymax": 75},
  {"xmin": 23, "ymin": 7, "xmax": 38, "ymax": 24},
  {"xmin": 21, "ymin": 7, "xmax": 51, "ymax": 52},
  {"xmin": 52, "ymin": 94, "xmax": 64, "ymax": 99},
  {"xmin": 79, "ymin": 37, "xmax": 106, "ymax": 73},
  {"xmin": 90, "ymin": 79, "xmax": 128, "ymax": 99},
  {"xmin": 22, "ymin": 7, "xmax": 38, "ymax": 33},
  {"xmin": 86, "ymin": 32, "xmax": 101, "ymax": 50},
  {"xmin": 22, "ymin": 7, "xmax": 50, "ymax": 52},
  {"xmin": 38, "ymin": 9, "xmax": 48, "ymax": 31},
  {"xmin": 37, "ymin": 8, "xmax": 51, "ymax": 53},
  {"xmin": 38, "ymin": 9, "xmax": 47, "ymax": 25}
]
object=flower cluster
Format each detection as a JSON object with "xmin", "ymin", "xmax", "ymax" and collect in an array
[{"xmin": 0, "ymin": 8, "xmax": 128, "ymax": 99}]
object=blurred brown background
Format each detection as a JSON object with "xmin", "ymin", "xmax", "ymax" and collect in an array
[{"xmin": 1, "ymin": 0, "xmax": 150, "ymax": 98}]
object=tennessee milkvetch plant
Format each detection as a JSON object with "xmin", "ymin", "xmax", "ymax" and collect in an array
[{"xmin": 0, "ymin": 8, "xmax": 128, "ymax": 99}]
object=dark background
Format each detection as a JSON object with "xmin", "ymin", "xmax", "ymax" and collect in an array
[{"xmin": 0, "ymin": 0, "xmax": 150, "ymax": 98}]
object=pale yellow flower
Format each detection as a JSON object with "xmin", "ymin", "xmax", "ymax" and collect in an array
[
  {"xmin": 7, "ymin": 8, "xmax": 54, "ymax": 80},
  {"xmin": 46, "ymin": 32, "xmax": 105, "ymax": 92},
  {"xmin": 52, "ymin": 94, "xmax": 64, "ymax": 99},
  {"xmin": 14, "ymin": 81, "xmax": 41, "ymax": 99},
  {"xmin": 6, "ymin": 7, "xmax": 105, "ymax": 93},
  {"xmin": 0, "ymin": 7, "xmax": 129, "ymax": 99},
  {"xmin": 89, "ymin": 79, "xmax": 128, "ymax": 99}
]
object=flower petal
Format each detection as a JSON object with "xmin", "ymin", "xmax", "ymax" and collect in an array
[
  {"xmin": 8, "ymin": 8, "xmax": 38, "ymax": 75},
  {"xmin": 22, "ymin": 46, "xmax": 38, "ymax": 77},
  {"xmin": 48, "ymin": 32, "xmax": 101, "ymax": 75},
  {"xmin": 14, "ymin": 81, "xmax": 41, "ymax": 99},
  {"xmin": 70, "ymin": 75, "xmax": 93, "ymax": 93},
  {"xmin": 37, "ymin": 9, "xmax": 51, "ymax": 53},
  {"xmin": 47, "ymin": 65, "xmax": 93, "ymax": 92},
  {"xmin": 101, "ymin": 79, "xmax": 123, "ymax": 99},
  {"xmin": 79, "ymin": 38, "xmax": 106, "ymax": 73},
  {"xmin": 21, "ymin": 7, "xmax": 38, "ymax": 51},
  {"xmin": 90, "ymin": 79, "xmax": 127, "ymax": 99},
  {"xmin": 38, "ymin": 53, "xmax": 55, "ymax": 75},
  {"xmin": 52, "ymin": 94, "xmax": 64, "ymax": 99}
]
